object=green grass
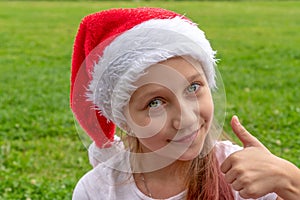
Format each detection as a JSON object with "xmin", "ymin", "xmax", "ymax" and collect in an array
[{"xmin": 0, "ymin": 1, "xmax": 299, "ymax": 199}]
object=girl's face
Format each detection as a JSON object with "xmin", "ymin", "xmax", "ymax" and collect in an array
[{"xmin": 124, "ymin": 56, "xmax": 214, "ymax": 161}]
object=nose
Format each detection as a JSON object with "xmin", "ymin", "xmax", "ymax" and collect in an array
[{"xmin": 172, "ymin": 99, "xmax": 198, "ymax": 130}]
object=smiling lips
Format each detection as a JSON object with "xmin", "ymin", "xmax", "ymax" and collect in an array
[{"xmin": 169, "ymin": 129, "xmax": 199, "ymax": 144}]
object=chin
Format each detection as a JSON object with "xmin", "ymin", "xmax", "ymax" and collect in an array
[{"xmin": 177, "ymin": 142, "xmax": 204, "ymax": 161}]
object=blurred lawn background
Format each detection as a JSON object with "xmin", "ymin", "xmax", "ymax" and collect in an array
[{"xmin": 0, "ymin": 1, "xmax": 299, "ymax": 199}]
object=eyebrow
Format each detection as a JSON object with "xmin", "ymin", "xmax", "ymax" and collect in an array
[
  {"xmin": 186, "ymin": 72, "xmax": 206, "ymax": 82},
  {"xmin": 135, "ymin": 86, "xmax": 167, "ymax": 102},
  {"xmin": 134, "ymin": 73, "xmax": 205, "ymax": 99}
]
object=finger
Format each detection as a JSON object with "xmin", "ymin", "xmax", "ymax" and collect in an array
[
  {"xmin": 220, "ymin": 158, "xmax": 232, "ymax": 174},
  {"xmin": 231, "ymin": 115, "xmax": 263, "ymax": 148},
  {"xmin": 224, "ymin": 168, "xmax": 239, "ymax": 184},
  {"xmin": 238, "ymin": 187, "xmax": 261, "ymax": 200},
  {"xmin": 231, "ymin": 179, "xmax": 244, "ymax": 192}
]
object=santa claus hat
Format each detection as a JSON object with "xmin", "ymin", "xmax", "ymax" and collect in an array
[{"xmin": 70, "ymin": 7, "xmax": 217, "ymax": 148}]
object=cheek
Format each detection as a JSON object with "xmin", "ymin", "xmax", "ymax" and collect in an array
[
  {"xmin": 128, "ymin": 113, "xmax": 169, "ymax": 152},
  {"xmin": 207, "ymin": 99, "xmax": 214, "ymax": 121},
  {"xmin": 137, "ymin": 129, "xmax": 171, "ymax": 153},
  {"xmin": 132, "ymin": 113, "xmax": 151, "ymax": 127},
  {"xmin": 126, "ymin": 105, "xmax": 168, "ymax": 139}
]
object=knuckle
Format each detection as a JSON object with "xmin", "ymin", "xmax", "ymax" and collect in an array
[
  {"xmin": 240, "ymin": 185, "xmax": 260, "ymax": 199},
  {"xmin": 229, "ymin": 152, "xmax": 242, "ymax": 162},
  {"xmin": 224, "ymin": 173, "xmax": 233, "ymax": 183},
  {"xmin": 231, "ymin": 164, "xmax": 246, "ymax": 177},
  {"xmin": 234, "ymin": 165, "xmax": 244, "ymax": 174},
  {"xmin": 239, "ymin": 177, "xmax": 251, "ymax": 186}
]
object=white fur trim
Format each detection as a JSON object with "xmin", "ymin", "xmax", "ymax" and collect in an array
[{"xmin": 87, "ymin": 17, "xmax": 217, "ymax": 127}]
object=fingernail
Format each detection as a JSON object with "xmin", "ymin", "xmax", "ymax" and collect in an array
[{"xmin": 234, "ymin": 115, "xmax": 240, "ymax": 125}]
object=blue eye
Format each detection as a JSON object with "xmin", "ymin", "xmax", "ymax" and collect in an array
[
  {"xmin": 148, "ymin": 99, "xmax": 163, "ymax": 108},
  {"xmin": 186, "ymin": 83, "xmax": 200, "ymax": 93}
]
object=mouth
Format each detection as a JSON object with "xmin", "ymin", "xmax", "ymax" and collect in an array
[{"xmin": 168, "ymin": 129, "xmax": 200, "ymax": 144}]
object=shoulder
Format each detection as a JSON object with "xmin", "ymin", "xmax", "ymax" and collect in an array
[
  {"xmin": 72, "ymin": 162, "xmax": 132, "ymax": 200},
  {"xmin": 72, "ymin": 164, "xmax": 112, "ymax": 200},
  {"xmin": 88, "ymin": 136, "xmax": 124, "ymax": 167},
  {"xmin": 73, "ymin": 151, "xmax": 133, "ymax": 200}
]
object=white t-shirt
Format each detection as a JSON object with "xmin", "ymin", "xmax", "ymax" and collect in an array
[{"xmin": 73, "ymin": 140, "xmax": 277, "ymax": 200}]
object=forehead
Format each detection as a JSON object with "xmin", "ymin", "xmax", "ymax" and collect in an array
[
  {"xmin": 134, "ymin": 56, "xmax": 205, "ymax": 88},
  {"xmin": 129, "ymin": 56, "xmax": 206, "ymax": 103}
]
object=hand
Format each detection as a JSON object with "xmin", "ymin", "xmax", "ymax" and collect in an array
[{"xmin": 221, "ymin": 116, "xmax": 284, "ymax": 199}]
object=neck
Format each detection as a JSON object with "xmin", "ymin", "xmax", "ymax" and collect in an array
[
  {"xmin": 144, "ymin": 159, "xmax": 190, "ymax": 180},
  {"xmin": 133, "ymin": 159, "xmax": 191, "ymax": 199}
]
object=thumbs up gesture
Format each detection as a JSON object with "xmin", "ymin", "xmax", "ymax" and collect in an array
[
  {"xmin": 221, "ymin": 116, "xmax": 300, "ymax": 199},
  {"xmin": 228, "ymin": 116, "xmax": 269, "ymax": 150}
]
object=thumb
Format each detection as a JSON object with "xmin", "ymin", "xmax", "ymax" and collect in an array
[{"xmin": 231, "ymin": 115, "xmax": 264, "ymax": 148}]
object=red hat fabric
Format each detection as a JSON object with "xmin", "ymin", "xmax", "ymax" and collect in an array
[{"xmin": 70, "ymin": 8, "xmax": 186, "ymax": 148}]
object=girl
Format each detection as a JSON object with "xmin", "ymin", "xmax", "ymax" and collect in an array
[{"xmin": 70, "ymin": 7, "xmax": 300, "ymax": 200}]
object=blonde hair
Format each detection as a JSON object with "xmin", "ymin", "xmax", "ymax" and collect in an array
[
  {"xmin": 185, "ymin": 148, "xmax": 234, "ymax": 199},
  {"xmin": 119, "ymin": 122, "xmax": 234, "ymax": 200}
]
